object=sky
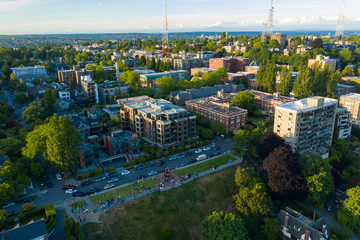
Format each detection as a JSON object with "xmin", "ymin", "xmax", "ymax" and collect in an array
[{"xmin": 0, "ymin": 0, "xmax": 359, "ymax": 34}]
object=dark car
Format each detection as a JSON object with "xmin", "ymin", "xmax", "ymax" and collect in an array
[
  {"xmin": 146, "ymin": 161, "xmax": 155, "ymax": 167},
  {"xmin": 181, "ymin": 161, "xmax": 189, "ymax": 166},
  {"xmin": 136, "ymin": 175, "xmax": 146, "ymax": 180},
  {"xmin": 209, "ymin": 153, "xmax": 214, "ymax": 158},
  {"xmin": 81, "ymin": 180, "xmax": 92, "ymax": 186},
  {"xmin": 159, "ymin": 168, "xmax": 166, "ymax": 173},
  {"xmin": 61, "ymin": 185, "xmax": 75, "ymax": 190},
  {"xmin": 7, "ymin": 211, "xmax": 18, "ymax": 217},
  {"xmin": 135, "ymin": 164, "xmax": 147, "ymax": 170},
  {"xmin": 215, "ymin": 151, "xmax": 221, "ymax": 155},
  {"xmin": 22, "ymin": 198, "xmax": 33, "ymax": 204},
  {"xmin": 86, "ymin": 188, "xmax": 100, "ymax": 195},
  {"xmin": 72, "ymin": 192, "xmax": 86, "ymax": 197},
  {"xmin": 156, "ymin": 160, "xmax": 164, "ymax": 167},
  {"xmin": 106, "ymin": 173, "xmax": 117, "ymax": 179},
  {"xmin": 188, "ymin": 159, "xmax": 196, "ymax": 164}
]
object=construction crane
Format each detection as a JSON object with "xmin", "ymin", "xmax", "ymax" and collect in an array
[
  {"xmin": 262, "ymin": 0, "xmax": 274, "ymax": 42},
  {"xmin": 335, "ymin": 0, "xmax": 345, "ymax": 40},
  {"xmin": 162, "ymin": 0, "xmax": 169, "ymax": 53}
]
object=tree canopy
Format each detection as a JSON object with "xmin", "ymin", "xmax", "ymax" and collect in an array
[{"xmin": 231, "ymin": 91, "xmax": 256, "ymax": 114}]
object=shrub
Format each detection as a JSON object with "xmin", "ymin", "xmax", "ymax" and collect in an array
[
  {"xmin": 81, "ymin": 172, "xmax": 90, "ymax": 180},
  {"xmin": 18, "ymin": 207, "xmax": 45, "ymax": 222},
  {"xmin": 161, "ymin": 228, "xmax": 173, "ymax": 240},
  {"xmin": 337, "ymin": 208, "xmax": 349, "ymax": 226},
  {"xmin": 331, "ymin": 224, "xmax": 352, "ymax": 240},
  {"xmin": 44, "ymin": 204, "xmax": 56, "ymax": 219},
  {"xmin": 94, "ymin": 168, "xmax": 103, "ymax": 176},
  {"xmin": 106, "ymin": 166, "xmax": 115, "ymax": 172},
  {"xmin": 46, "ymin": 216, "xmax": 56, "ymax": 232},
  {"xmin": 22, "ymin": 203, "xmax": 35, "ymax": 212}
]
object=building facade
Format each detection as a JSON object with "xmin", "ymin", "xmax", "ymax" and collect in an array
[
  {"xmin": 119, "ymin": 96, "xmax": 197, "ymax": 149},
  {"xmin": 308, "ymin": 55, "xmax": 337, "ymax": 69},
  {"xmin": 58, "ymin": 66, "xmax": 94, "ymax": 85},
  {"xmin": 103, "ymin": 130, "xmax": 141, "ymax": 155},
  {"xmin": 336, "ymin": 84, "xmax": 356, "ymax": 97},
  {"xmin": 274, "ymin": 97, "xmax": 338, "ymax": 157},
  {"xmin": 172, "ymin": 58, "xmax": 204, "ymax": 72},
  {"xmin": 185, "ymin": 91, "xmax": 248, "ymax": 133},
  {"xmin": 97, "ymin": 80, "xmax": 129, "ymax": 104},
  {"xmin": 251, "ymin": 91, "xmax": 295, "ymax": 116},
  {"xmin": 270, "ymin": 32, "xmax": 287, "ymax": 48},
  {"xmin": 339, "ymin": 93, "xmax": 360, "ymax": 125},
  {"xmin": 11, "ymin": 65, "xmax": 48, "ymax": 80},
  {"xmin": 335, "ymin": 107, "xmax": 352, "ymax": 140},
  {"xmin": 80, "ymin": 75, "xmax": 99, "ymax": 106},
  {"xmin": 209, "ymin": 57, "xmax": 250, "ymax": 73}
]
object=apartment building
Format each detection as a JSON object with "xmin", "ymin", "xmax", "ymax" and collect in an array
[
  {"xmin": 251, "ymin": 91, "xmax": 294, "ymax": 116},
  {"xmin": 58, "ymin": 90, "xmax": 71, "ymax": 100},
  {"xmin": 103, "ymin": 104, "xmax": 122, "ymax": 119},
  {"xmin": 308, "ymin": 55, "xmax": 338, "ymax": 69},
  {"xmin": 119, "ymin": 96, "xmax": 197, "ymax": 150},
  {"xmin": 339, "ymin": 93, "xmax": 360, "ymax": 125},
  {"xmin": 97, "ymin": 80, "xmax": 129, "ymax": 104},
  {"xmin": 140, "ymin": 70, "xmax": 189, "ymax": 87},
  {"xmin": 336, "ymin": 84, "xmax": 355, "ymax": 97},
  {"xmin": 335, "ymin": 107, "xmax": 352, "ymax": 140},
  {"xmin": 173, "ymin": 58, "xmax": 204, "ymax": 72},
  {"xmin": 103, "ymin": 130, "xmax": 141, "ymax": 155},
  {"xmin": 58, "ymin": 66, "xmax": 94, "ymax": 85},
  {"xmin": 185, "ymin": 91, "xmax": 248, "ymax": 133},
  {"xmin": 11, "ymin": 65, "xmax": 48, "ymax": 80},
  {"xmin": 80, "ymin": 75, "xmax": 99, "ymax": 106},
  {"xmin": 274, "ymin": 96, "xmax": 338, "ymax": 158},
  {"xmin": 209, "ymin": 57, "xmax": 250, "ymax": 73}
]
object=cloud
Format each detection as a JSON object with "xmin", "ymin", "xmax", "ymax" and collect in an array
[{"xmin": 0, "ymin": 0, "xmax": 34, "ymax": 12}]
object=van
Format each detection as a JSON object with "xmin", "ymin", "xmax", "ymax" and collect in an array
[{"xmin": 196, "ymin": 154, "xmax": 207, "ymax": 161}]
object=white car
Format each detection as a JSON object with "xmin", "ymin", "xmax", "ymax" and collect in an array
[
  {"xmin": 195, "ymin": 149, "xmax": 202, "ymax": 154},
  {"xmin": 203, "ymin": 147, "xmax": 211, "ymax": 151},
  {"xmin": 104, "ymin": 184, "xmax": 115, "ymax": 190},
  {"xmin": 56, "ymin": 174, "xmax": 62, "ymax": 181},
  {"xmin": 121, "ymin": 170, "xmax": 131, "ymax": 175},
  {"xmin": 107, "ymin": 178, "xmax": 118, "ymax": 183},
  {"xmin": 148, "ymin": 171, "xmax": 158, "ymax": 176},
  {"xmin": 95, "ymin": 176, "xmax": 106, "ymax": 182},
  {"xmin": 65, "ymin": 189, "xmax": 77, "ymax": 194}
]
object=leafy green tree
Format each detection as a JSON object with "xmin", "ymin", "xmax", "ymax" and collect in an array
[
  {"xmin": 210, "ymin": 121, "xmax": 225, "ymax": 135},
  {"xmin": 330, "ymin": 224, "xmax": 352, "ymax": 240},
  {"xmin": 22, "ymin": 114, "xmax": 81, "ymax": 176},
  {"xmin": 176, "ymin": 78, "xmax": 192, "ymax": 90},
  {"xmin": 69, "ymin": 79, "xmax": 76, "ymax": 90},
  {"xmin": 342, "ymin": 66, "xmax": 355, "ymax": 76},
  {"xmin": 14, "ymin": 93, "xmax": 30, "ymax": 105},
  {"xmin": 22, "ymin": 202, "xmax": 35, "ymax": 212},
  {"xmin": 63, "ymin": 217, "xmax": 85, "ymax": 240},
  {"xmin": 0, "ymin": 137, "xmax": 25, "ymax": 157},
  {"xmin": 231, "ymin": 91, "xmax": 256, "ymax": 114},
  {"xmin": 276, "ymin": 66, "xmax": 293, "ymax": 96},
  {"xmin": 155, "ymin": 76, "xmax": 175, "ymax": 98},
  {"xmin": 1, "ymin": 64, "xmax": 11, "ymax": 78},
  {"xmin": 41, "ymin": 89, "xmax": 58, "ymax": 116},
  {"xmin": 22, "ymin": 101, "xmax": 46, "ymax": 123},
  {"xmin": 345, "ymin": 186, "xmax": 360, "ymax": 217},
  {"xmin": 0, "ymin": 183, "xmax": 17, "ymax": 203},
  {"xmin": 120, "ymin": 71, "xmax": 140, "ymax": 90},
  {"xmin": 233, "ymin": 122, "xmax": 267, "ymax": 157},
  {"xmin": 201, "ymin": 211, "xmax": 249, "ymax": 240},
  {"xmin": 300, "ymin": 154, "xmax": 335, "ymax": 206},
  {"xmin": 197, "ymin": 127, "xmax": 213, "ymax": 140},
  {"xmin": 261, "ymin": 217, "xmax": 282, "ymax": 240},
  {"xmin": 340, "ymin": 49, "xmax": 355, "ymax": 63},
  {"xmin": 234, "ymin": 167, "xmax": 262, "ymax": 188}
]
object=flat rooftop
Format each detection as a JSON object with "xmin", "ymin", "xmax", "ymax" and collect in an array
[
  {"xmin": 276, "ymin": 96, "xmax": 338, "ymax": 112},
  {"xmin": 341, "ymin": 93, "xmax": 360, "ymax": 100}
]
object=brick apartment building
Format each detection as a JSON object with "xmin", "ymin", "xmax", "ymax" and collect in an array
[
  {"xmin": 250, "ymin": 90, "xmax": 295, "ymax": 116},
  {"xmin": 185, "ymin": 90, "xmax": 248, "ymax": 133},
  {"xmin": 209, "ymin": 57, "xmax": 250, "ymax": 73},
  {"xmin": 119, "ymin": 96, "xmax": 197, "ymax": 150},
  {"xmin": 58, "ymin": 65, "xmax": 94, "ymax": 85},
  {"xmin": 103, "ymin": 130, "xmax": 141, "ymax": 155},
  {"xmin": 336, "ymin": 84, "xmax": 355, "ymax": 97},
  {"xmin": 339, "ymin": 93, "xmax": 360, "ymax": 125}
]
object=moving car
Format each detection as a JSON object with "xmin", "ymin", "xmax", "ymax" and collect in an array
[
  {"xmin": 65, "ymin": 189, "xmax": 77, "ymax": 194},
  {"xmin": 95, "ymin": 176, "xmax": 106, "ymax": 182},
  {"xmin": 148, "ymin": 171, "xmax": 158, "ymax": 176},
  {"xmin": 121, "ymin": 170, "xmax": 131, "ymax": 175},
  {"xmin": 72, "ymin": 192, "xmax": 86, "ymax": 197},
  {"xmin": 56, "ymin": 173, "xmax": 62, "ymax": 181},
  {"xmin": 195, "ymin": 149, "xmax": 202, "ymax": 154},
  {"xmin": 104, "ymin": 184, "xmax": 115, "ymax": 190},
  {"xmin": 62, "ymin": 185, "xmax": 75, "ymax": 190},
  {"xmin": 135, "ymin": 164, "xmax": 147, "ymax": 170},
  {"xmin": 203, "ymin": 147, "xmax": 211, "ymax": 151},
  {"xmin": 107, "ymin": 178, "xmax": 118, "ymax": 184},
  {"xmin": 81, "ymin": 180, "xmax": 92, "ymax": 187}
]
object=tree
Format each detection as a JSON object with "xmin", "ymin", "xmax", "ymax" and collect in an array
[
  {"xmin": 119, "ymin": 71, "xmax": 140, "ymax": 90},
  {"xmin": 22, "ymin": 101, "xmax": 46, "ymax": 123},
  {"xmin": 262, "ymin": 146, "xmax": 308, "ymax": 201},
  {"xmin": 0, "ymin": 183, "xmax": 17, "ymax": 203},
  {"xmin": 14, "ymin": 93, "xmax": 30, "ymax": 105},
  {"xmin": 201, "ymin": 211, "xmax": 249, "ymax": 240},
  {"xmin": 330, "ymin": 224, "xmax": 352, "ymax": 240},
  {"xmin": 234, "ymin": 167, "xmax": 261, "ymax": 188},
  {"xmin": 63, "ymin": 217, "xmax": 85, "ymax": 240},
  {"xmin": 344, "ymin": 186, "xmax": 360, "ymax": 217},
  {"xmin": 261, "ymin": 217, "xmax": 282, "ymax": 240},
  {"xmin": 69, "ymin": 79, "xmax": 76, "ymax": 90},
  {"xmin": 197, "ymin": 127, "xmax": 213, "ymax": 140},
  {"xmin": 340, "ymin": 49, "xmax": 355, "ymax": 63},
  {"xmin": 310, "ymin": 38, "xmax": 324, "ymax": 48},
  {"xmin": 155, "ymin": 76, "xmax": 175, "ymax": 98},
  {"xmin": 1, "ymin": 64, "xmax": 11, "ymax": 78},
  {"xmin": 176, "ymin": 78, "xmax": 192, "ymax": 90},
  {"xmin": 276, "ymin": 66, "xmax": 292, "ymax": 96},
  {"xmin": 231, "ymin": 91, "xmax": 256, "ymax": 114},
  {"xmin": 22, "ymin": 202, "xmax": 35, "ymax": 212},
  {"xmin": 210, "ymin": 121, "xmax": 225, "ymax": 135},
  {"xmin": 300, "ymin": 154, "xmax": 335, "ymax": 206},
  {"xmin": 342, "ymin": 66, "xmax": 355, "ymax": 77},
  {"xmin": 256, "ymin": 132, "xmax": 286, "ymax": 161},
  {"xmin": 41, "ymin": 89, "xmax": 58, "ymax": 116},
  {"xmin": 22, "ymin": 114, "xmax": 81, "ymax": 176}
]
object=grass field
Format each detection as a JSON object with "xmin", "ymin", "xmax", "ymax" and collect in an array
[
  {"xmin": 173, "ymin": 154, "xmax": 236, "ymax": 176},
  {"xmin": 89, "ymin": 178, "xmax": 158, "ymax": 205},
  {"xmin": 83, "ymin": 164, "xmax": 241, "ymax": 240}
]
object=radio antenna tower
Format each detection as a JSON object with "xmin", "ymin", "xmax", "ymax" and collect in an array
[
  {"xmin": 262, "ymin": 0, "xmax": 274, "ymax": 42},
  {"xmin": 162, "ymin": 0, "xmax": 169, "ymax": 53},
  {"xmin": 335, "ymin": 0, "xmax": 345, "ymax": 39}
]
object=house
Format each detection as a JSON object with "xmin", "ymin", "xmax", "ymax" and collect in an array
[
  {"xmin": 87, "ymin": 108, "xmax": 105, "ymax": 120},
  {"xmin": 277, "ymin": 207, "xmax": 329, "ymax": 240},
  {"xmin": 103, "ymin": 104, "xmax": 121, "ymax": 119},
  {"xmin": 0, "ymin": 219, "xmax": 48, "ymax": 240},
  {"xmin": 26, "ymin": 85, "xmax": 50, "ymax": 100},
  {"xmin": 103, "ymin": 130, "xmax": 141, "ymax": 155},
  {"xmin": 58, "ymin": 99, "xmax": 72, "ymax": 111}
]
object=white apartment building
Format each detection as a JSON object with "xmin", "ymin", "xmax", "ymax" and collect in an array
[{"xmin": 11, "ymin": 65, "xmax": 47, "ymax": 79}]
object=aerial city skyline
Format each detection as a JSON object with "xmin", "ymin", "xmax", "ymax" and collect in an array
[{"xmin": 0, "ymin": 0, "xmax": 360, "ymax": 34}]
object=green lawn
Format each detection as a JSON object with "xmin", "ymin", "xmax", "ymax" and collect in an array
[
  {"xmin": 89, "ymin": 178, "xmax": 159, "ymax": 205},
  {"xmin": 83, "ymin": 165, "xmax": 241, "ymax": 240},
  {"xmin": 173, "ymin": 154, "xmax": 236, "ymax": 176},
  {"xmin": 247, "ymin": 115, "xmax": 267, "ymax": 124}
]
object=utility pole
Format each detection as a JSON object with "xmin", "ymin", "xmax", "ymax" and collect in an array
[
  {"xmin": 262, "ymin": 0, "xmax": 274, "ymax": 42},
  {"xmin": 335, "ymin": 0, "xmax": 345, "ymax": 40},
  {"xmin": 162, "ymin": 0, "xmax": 169, "ymax": 53}
]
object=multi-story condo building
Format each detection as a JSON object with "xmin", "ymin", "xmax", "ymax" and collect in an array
[
  {"xmin": 251, "ymin": 91, "xmax": 294, "ymax": 116},
  {"xmin": 97, "ymin": 80, "xmax": 129, "ymax": 104},
  {"xmin": 185, "ymin": 91, "xmax": 248, "ymax": 133},
  {"xmin": 58, "ymin": 66, "xmax": 94, "ymax": 85},
  {"xmin": 308, "ymin": 55, "xmax": 338, "ymax": 69},
  {"xmin": 339, "ymin": 93, "xmax": 360, "ymax": 125},
  {"xmin": 103, "ymin": 130, "xmax": 141, "ymax": 155},
  {"xmin": 80, "ymin": 75, "xmax": 99, "ymax": 106},
  {"xmin": 58, "ymin": 90, "xmax": 71, "ymax": 100},
  {"xmin": 103, "ymin": 104, "xmax": 122, "ymax": 119},
  {"xmin": 274, "ymin": 96, "xmax": 338, "ymax": 158},
  {"xmin": 209, "ymin": 57, "xmax": 250, "ymax": 73},
  {"xmin": 270, "ymin": 32, "xmax": 287, "ymax": 48},
  {"xmin": 119, "ymin": 96, "xmax": 197, "ymax": 149},
  {"xmin": 11, "ymin": 65, "xmax": 48, "ymax": 80},
  {"xmin": 140, "ymin": 70, "xmax": 189, "ymax": 87},
  {"xmin": 336, "ymin": 84, "xmax": 356, "ymax": 97},
  {"xmin": 335, "ymin": 107, "xmax": 352, "ymax": 140},
  {"xmin": 173, "ymin": 58, "xmax": 204, "ymax": 72}
]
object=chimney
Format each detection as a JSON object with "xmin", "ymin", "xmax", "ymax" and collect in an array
[
  {"xmin": 304, "ymin": 230, "xmax": 310, "ymax": 240},
  {"xmin": 284, "ymin": 215, "xmax": 289, "ymax": 226}
]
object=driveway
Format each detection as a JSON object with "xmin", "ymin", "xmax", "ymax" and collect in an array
[{"xmin": 50, "ymin": 209, "xmax": 66, "ymax": 240}]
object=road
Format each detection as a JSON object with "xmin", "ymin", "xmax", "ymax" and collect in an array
[{"xmin": 5, "ymin": 138, "xmax": 234, "ymax": 214}]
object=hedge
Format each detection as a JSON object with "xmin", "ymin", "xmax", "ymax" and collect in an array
[
  {"xmin": 44, "ymin": 204, "xmax": 56, "ymax": 219},
  {"xmin": 18, "ymin": 207, "xmax": 45, "ymax": 222},
  {"xmin": 46, "ymin": 216, "xmax": 56, "ymax": 232},
  {"xmin": 337, "ymin": 208, "xmax": 349, "ymax": 226}
]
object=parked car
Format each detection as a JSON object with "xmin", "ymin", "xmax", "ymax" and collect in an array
[
  {"xmin": 22, "ymin": 198, "xmax": 33, "ymax": 204},
  {"xmin": 2, "ymin": 203, "xmax": 15, "ymax": 209},
  {"xmin": 148, "ymin": 171, "xmax": 158, "ymax": 176},
  {"xmin": 215, "ymin": 151, "xmax": 221, "ymax": 155},
  {"xmin": 95, "ymin": 176, "xmax": 106, "ymax": 182},
  {"xmin": 121, "ymin": 170, "xmax": 131, "ymax": 175},
  {"xmin": 325, "ymin": 204, "xmax": 332, "ymax": 212},
  {"xmin": 56, "ymin": 173, "xmax": 62, "ymax": 181},
  {"xmin": 181, "ymin": 161, "xmax": 189, "ymax": 166},
  {"xmin": 81, "ymin": 180, "xmax": 92, "ymax": 187},
  {"xmin": 203, "ymin": 147, "xmax": 211, "ymax": 151},
  {"xmin": 135, "ymin": 164, "xmax": 147, "ymax": 170},
  {"xmin": 195, "ymin": 149, "xmax": 202, "ymax": 154},
  {"xmin": 209, "ymin": 153, "xmax": 214, "ymax": 158},
  {"xmin": 104, "ymin": 184, "xmax": 115, "ymax": 190},
  {"xmin": 106, "ymin": 173, "xmax": 117, "ymax": 179},
  {"xmin": 159, "ymin": 168, "xmax": 166, "ymax": 173},
  {"xmin": 156, "ymin": 160, "xmax": 164, "ymax": 167},
  {"xmin": 72, "ymin": 192, "xmax": 86, "ymax": 197},
  {"xmin": 86, "ymin": 188, "xmax": 100, "ymax": 195},
  {"xmin": 62, "ymin": 185, "xmax": 75, "ymax": 190},
  {"xmin": 65, "ymin": 189, "xmax": 77, "ymax": 194},
  {"xmin": 168, "ymin": 155, "xmax": 178, "ymax": 161},
  {"xmin": 196, "ymin": 154, "xmax": 207, "ymax": 161},
  {"xmin": 7, "ymin": 210, "xmax": 18, "ymax": 217},
  {"xmin": 178, "ymin": 154, "xmax": 185, "ymax": 158},
  {"xmin": 188, "ymin": 159, "xmax": 196, "ymax": 164},
  {"xmin": 146, "ymin": 161, "xmax": 155, "ymax": 167},
  {"xmin": 107, "ymin": 178, "xmax": 118, "ymax": 184}
]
